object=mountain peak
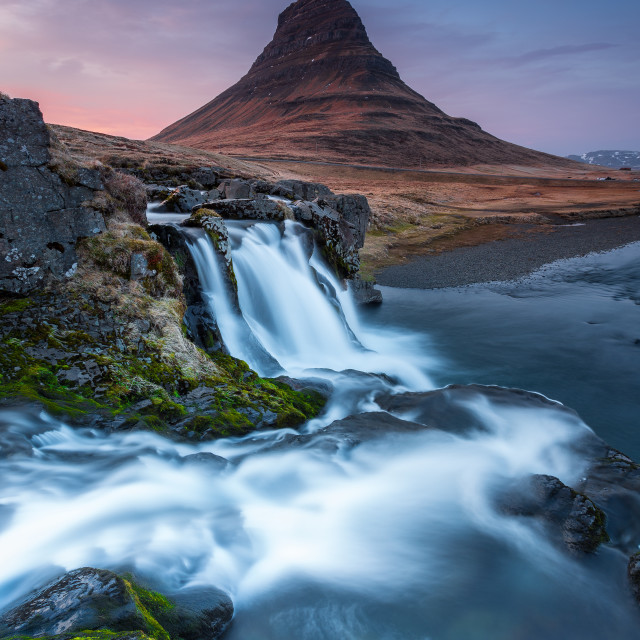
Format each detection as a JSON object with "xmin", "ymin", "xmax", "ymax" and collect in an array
[{"xmin": 152, "ymin": 0, "xmax": 569, "ymax": 169}]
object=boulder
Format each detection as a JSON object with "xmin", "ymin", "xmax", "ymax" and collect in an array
[
  {"xmin": 0, "ymin": 96, "xmax": 105, "ymax": 294},
  {"xmin": 291, "ymin": 199, "xmax": 360, "ymax": 276},
  {"xmin": 498, "ymin": 474, "xmax": 609, "ymax": 554},
  {"xmin": 348, "ymin": 277, "xmax": 383, "ymax": 305},
  {"xmin": 628, "ymin": 553, "xmax": 640, "ymax": 605},
  {"xmin": 0, "ymin": 567, "xmax": 233, "ymax": 640},
  {"xmin": 322, "ymin": 194, "xmax": 370, "ymax": 249},
  {"xmin": 160, "ymin": 186, "xmax": 209, "ymax": 213},
  {"xmin": 271, "ymin": 179, "xmax": 333, "ymax": 201},
  {"xmin": 191, "ymin": 167, "xmax": 221, "ymax": 189},
  {"xmin": 217, "ymin": 179, "xmax": 252, "ymax": 200}
]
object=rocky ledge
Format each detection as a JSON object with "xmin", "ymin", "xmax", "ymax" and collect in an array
[{"xmin": 0, "ymin": 568, "xmax": 233, "ymax": 640}]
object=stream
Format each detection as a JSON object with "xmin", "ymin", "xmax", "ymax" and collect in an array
[{"xmin": 1, "ymin": 222, "xmax": 639, "ymax": 639}]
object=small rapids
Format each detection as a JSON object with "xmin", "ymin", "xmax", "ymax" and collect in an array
[{"xmin": 1, "ymin": 222, "xmax": 639, "ymax": 638}]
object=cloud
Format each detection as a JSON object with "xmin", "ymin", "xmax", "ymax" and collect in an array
[{"xmin": 508, "ymin": 42, "xmax": 617, "ymax": 66}]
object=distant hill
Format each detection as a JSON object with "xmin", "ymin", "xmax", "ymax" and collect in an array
[
  {"xmin": 567, "ymin": 150, "xmax": 640, "ymax": 169},
  {"xmin": 152, "ymin": 0, "xmax": 573, "ymax": 169}
]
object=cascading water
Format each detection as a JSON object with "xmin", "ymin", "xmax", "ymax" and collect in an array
[
  {"xmin": 1, "ymin": 220, "xmax": 639, "ymax": 639},
  {"xmin": 188, "ymin": 220, "xmax": 433, "ymax": 422}
]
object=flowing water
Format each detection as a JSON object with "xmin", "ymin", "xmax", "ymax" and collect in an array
[{"xmin": 1, "ymin": 222, "xmax": 639, "ymax": 639}]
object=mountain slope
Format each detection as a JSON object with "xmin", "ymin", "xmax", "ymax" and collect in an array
[{"xmin": 152, "ymin": 0, "xmax": 573, "ymax": 169}]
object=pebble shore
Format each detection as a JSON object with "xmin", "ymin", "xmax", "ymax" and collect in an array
[{"xmin": 376, "ymin": 215, "xmax": 640, "ymax": 289}]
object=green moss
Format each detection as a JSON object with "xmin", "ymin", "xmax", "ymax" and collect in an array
[
  {"xmin": 0, "ymin": 297, "xmax": 32, "ymax": 315},
  {"xmin": 2, "ymin": 633, "xmax": 153, "ymax": 640},
  {"xmin": 122, "ymin": 578, "xmax": 170, "ymax": 640}
]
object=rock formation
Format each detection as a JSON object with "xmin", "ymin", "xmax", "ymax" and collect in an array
[
  {"xmin": 0, "ymin": 96, "xmax": 106, "ymax": 294},
  {"xmin": 152, "ymin": 0, "xmax": 573, "ymax": 169}
]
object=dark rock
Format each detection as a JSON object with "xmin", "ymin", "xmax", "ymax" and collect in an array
[
  {"xmin": 161, "ymin": 186, "xmax": 209, "ymax": 213},
  {"xmin": 217, "ymin": 179, "xmax": 252, "ymax": 200},
  {"xmin": 271, "ymin": 179, "xmax": 333, "ymax": 201},
  {"xmin": 160, "ymin": 585, "xmax": 234, "ymax": 640},
  {"xmin": 265, "ymin": 411, "xmax": 428, "ymax": 453},
  {"xmin": 0, "ymin": 567, "xmax": 233, "ymax": 640},
  {"xmin": 323, "ymin": 194, "xmax": 370, "ymax": 249},
  {"xmin": 195, "ymin": 198, "xmax": 286, "ymax": 221},
  {"xmin": 498, "ymin": 474, "xmax": 609, "ymax": 554},
  {"xmin": 348, "ymin": 277, "xmax": 383, "ymax": 305},
  {"xmin": 0, "ymin": 97, "xmax": 105, "ymax": 294},
  {"xmin": 0, "ymin": 568, "xmax": 147, "ymax": 637},
  {"xmin": 145, "ymin": 184, "xmax": 174, "ymax": 202},
  {"xmin": 376, "ymin": 384, "xmax": 577, "ymax": 436},
  {"xmin": 191, "ymin": 167, "xmax": 221, "ymax": 189},
  {"xmin": 181, "ymin": 452, "xmax": 230, "ymax": 471},
  {"xmin": 628, "ymin": 553, "xmax": 640, "ymax": 605}
]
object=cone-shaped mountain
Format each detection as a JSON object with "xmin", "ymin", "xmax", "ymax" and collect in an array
[{"xmin": 152, "ymin": 0, "xmax": 569, "ymax": 168}]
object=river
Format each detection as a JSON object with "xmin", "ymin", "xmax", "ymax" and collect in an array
[{"xmin": 0, "ymin": 222, "xmax": 639, "ymax": 639}]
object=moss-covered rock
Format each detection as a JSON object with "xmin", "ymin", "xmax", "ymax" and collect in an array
[{"xmin": 0, "ymin": 568, "xmax": 232, "ymax": 640}]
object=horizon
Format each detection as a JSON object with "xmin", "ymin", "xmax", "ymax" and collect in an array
[{"xmin": 1, "ymin": 0, "xmax": 638, "ymax": 157}]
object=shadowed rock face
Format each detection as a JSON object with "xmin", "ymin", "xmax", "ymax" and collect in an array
[
  {"xmin": 0, "ymin": 96, "xmax": 105, "ymax": 294},
  {"xmin": 152, "ymin": 0, "xmax": 573, "ymax": 168}
]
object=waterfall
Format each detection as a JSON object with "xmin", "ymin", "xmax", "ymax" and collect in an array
[{"xmin": 188, "ymin": 220, "xmax": 433, "ymax": 390}]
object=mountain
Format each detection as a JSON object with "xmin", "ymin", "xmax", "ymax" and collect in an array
[
  {"xmin": 567, "ymin": 150, "xmax": 640, "ymax": 169},
  {"xmin": 152, "ymin": 0, "xmax": 572, "ymax": 169}
]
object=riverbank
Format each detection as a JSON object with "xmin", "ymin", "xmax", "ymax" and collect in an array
[{"xmin": 376, "ymin": 215, "xmax": 640, "ymax": 288}]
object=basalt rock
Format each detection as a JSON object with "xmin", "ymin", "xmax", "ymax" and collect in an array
[
  {"xmin": 271, "ymin": 179, "xmax": 333, "ymax": 202},
  {"xmin": 0, "ymin": 567, "xmax": 233, "ymax": 640},
  {"xmin": 0, "ymin": 96, "xmax": 105, "ymax": 294},
  {"xmin": 160, "ymin": 186, "xmax": 211, "ymax": 213},
  {"xmin": 348, "ymin": 277, "xmax": 383, "ymax": 305},
  {"xmin": 217, "ymin": 178, "xmax": 253, "ymax": 200},
  {"xmin": 498, "ymin": 474, "xmax": 610, "ymax": 554},
  {"xmin": 195, "ymin": 197, "xmax": 287, "ymax": 222}
]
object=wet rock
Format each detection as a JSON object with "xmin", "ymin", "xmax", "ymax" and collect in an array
[
  {"xmin": 0, "ymin": 96, "xmax": 105, "ymax": 294},
  {"xmin": 348, "ymin": 277, "xmax": 383, "ymax": 305},
  {"xmin": 181, "ymin": 452, "xmax": 230, "ymax": 471},
  {"xmin": 160, "ymin": 585, "xmax": 234, "ymax": 640},
  {"xmin": 0, "ymin": 567, "xmax": 233, "ymax": 640},
  {"xmin": 498, "ymin": 474, "xmax": 609, "ymax": 554},
  {"xmin": 0, "ymin": 568, "xmax": 147, "ymax": 637},
  {"xmin": 375, "ymin": 384, "xmax": 576, "ymax": 436},
  {"xmin": 628, "ymin": 553, "xmax": 640, "ymax": 604}
]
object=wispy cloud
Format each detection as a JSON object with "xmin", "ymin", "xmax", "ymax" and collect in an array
[{"xmin": 508, "ymin": 42, "xmax": 617, "ymax": 66}]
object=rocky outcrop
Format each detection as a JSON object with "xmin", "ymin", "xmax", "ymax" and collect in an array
[
  {"xmin": 498, "ymin": 474, "xmax": 609, "ymax": 554},
  {"xmin": 0, "ymin": 96, "xmax": 105, "ymax": 293},
  {"xmin": 193, "ymin": 184, "xmax": 373, "ymax": 281},
  {"xmin": 0, "ymin": 567, "xmax": 233, "ymax": 640},
  {"xmin": 196, "ymin": 198, "xmax": 288, "ymax": 222},
  {"xmin": 151, "ymin": 0, "xmax": 574, "ymax": 169}
]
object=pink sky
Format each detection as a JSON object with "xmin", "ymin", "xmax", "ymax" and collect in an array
[{"xmin": 2, "ymin": 0, "xmax": 638, "ymax": 155}]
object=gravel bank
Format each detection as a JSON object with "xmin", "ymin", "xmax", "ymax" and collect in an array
[{"xmin": 376, "ymin": 216, "xmax": 640, "ymax": 289}]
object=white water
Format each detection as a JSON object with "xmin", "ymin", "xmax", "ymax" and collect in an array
[
  {"xmin": 1, "ymin": 223, "xmax": 639, "ymax": 638},
  {"xmin": 192, "ymin": 221, "xmax": 433, "ymax": 387}
]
